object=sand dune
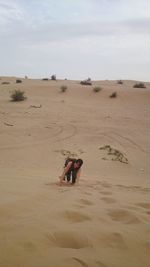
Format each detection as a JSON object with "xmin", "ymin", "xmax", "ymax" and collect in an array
[{"xmin": 0, "ymin": 77, "xmax": 150, "ymax": 267}]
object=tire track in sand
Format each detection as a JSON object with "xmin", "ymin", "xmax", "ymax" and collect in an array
[{"xmin": 0, "ymin": 123, "xmax": 77, "ymax": 150}]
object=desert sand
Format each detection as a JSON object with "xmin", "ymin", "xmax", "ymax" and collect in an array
[{"xmin": 0, "ymin": 76, "xmax": 150, "ymax": 267}]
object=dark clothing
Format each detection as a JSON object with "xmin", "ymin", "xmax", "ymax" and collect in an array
[{"xmin": 64, "ymin": 160, "xmax": 79, "ymax": 184}]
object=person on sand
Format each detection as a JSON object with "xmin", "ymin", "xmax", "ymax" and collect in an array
[{"xmin": 59, "ymin": 158, "xmax": 83, "ymax": 185}]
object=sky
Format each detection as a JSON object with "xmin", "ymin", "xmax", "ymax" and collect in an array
[{"xmin": 0, "ymin": 0, "xmax": 150, "ymax": 81}]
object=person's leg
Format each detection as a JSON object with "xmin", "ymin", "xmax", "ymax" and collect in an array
[
  {"xmin": 72, "ymin": 170, "xmax": 77, "ymax": 184},
  {"xmin": 66, "ymin": 171, "xmax": 71, "ymax": 182}
]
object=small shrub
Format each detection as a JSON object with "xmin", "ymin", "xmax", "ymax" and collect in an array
[
  {"xmin": 16, "ymin": 79, "xmax": 22, "ymax": 83},
  {"xmin": 110, "ymin": 92, "xmax": 117, "ymax": 98},
  {"xmin": 42, "ymin": 78, "xmax": 49, "ymax": 81},
  {"xmin": 117, "ymin": 80, "xmax": 123, "ymax": 84},
  {"xmin": 60, "ymin": 85, "xmax": 67, "ymax": 92},
  {"xmin": 80, "ymin": 81, "xmax": 90, "ymax": 85},
  {"xmin": 133, "ymin": 82, "xmax": 146, "ymax": 88},
  {"xmin": 93, "ymin": 86, "xmax": 102, "ymax": 92},
  {"xmin": 10, "ymin": 90, "xmax": 26, "ymax": 102},
  {"xmin": 2, "ymin": 81, "xmax": 10, "ymax": 85},
  {"xmin": 80, "ymin": 78, "xmax": 92, "ymax": 85},
  {"xmin": 51, "ymin": 74, "xmax": 56, "ymax": 80}
]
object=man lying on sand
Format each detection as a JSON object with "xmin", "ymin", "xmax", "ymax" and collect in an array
[{"xmin": 59, "ymin": 158, "xmax": 83, "ymax": 186}]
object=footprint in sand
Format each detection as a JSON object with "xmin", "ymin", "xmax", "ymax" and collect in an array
[
  {"xmin": 100, "ymin": 191, "xmax": 112, "ymax": 195},
  {"xmin": 124, "ymin": 205, "xmax": 141, "ymax": 211},
  {"xmin": 62, "ymin": 210, "xmax": 91, "ymax": 223},
  {"xmin": 116, "ymin": 184, "xmax": 150, "ymax": 193},
  {"xmin": 78, "ymin": 199, "xmax": 94, "ymax": 206},
  {"xmin": 101, "ymin": 184, "xmax": 112, "ymax": 189},
  {"xmin": 75, "ymin": 199, "xmax": 94, "ymax": 209},
  {"xmin": 145, "ymin": 241, "xmax": 150, "ymax": 250},
  {"xmin": 95, "ymin": 260, "xmax": 108, "ymax": 267},
  {"xmin": 98, "ymin": 232, "xmax": 127, "ymax": 249},
  {"xmin": 101, "ymin": 197, "xmax": 116, "ymax": 204},
  {"xmin": 107, "ymin": 209, "xmax": 141, "ymax": 224},
  {"xmin": 135, "ymin": 203, "xmax": 150, "ymax": 216},
  {"xmin": 22, "ymin": 241, "xmax": 37, "ymax": 251},
  {"xmin": 72, "ymin": 257, "xmax": 107, "ymax": 267},
  {"xmin": 135, "ymin": 202, "xmax": 150, "ymax": 209},
  {"xmin": 72, "ymin": 257, "xmax": 89, "ymax": 267},
  {"xmin": 46, "ymin": 230, "xmax": 92, "ymax": 249},
  {"xmin": 83, "ymin": 191, "xmax": 92, "ymax": 196}
]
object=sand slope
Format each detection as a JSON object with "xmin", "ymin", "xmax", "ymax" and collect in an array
[{"xmin": 0, "ymin": 77, "xmax": 150, "ymax": 267}]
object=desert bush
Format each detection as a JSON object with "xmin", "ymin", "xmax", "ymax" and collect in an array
[
  {"xmin": 60, "ymin": 85, "xmax": 67, "ymax": 92},
  {"xmin": 51, "ymin": 74, "xmax": 56, "ymax": 80},
  {"xmin": 93, "ymin": 86, "xmax": 102, "ymax": 92},
  {"xmin": 133, "ymin": 82, "xmax": 146, "ymax": 88},
  {"xmin": 10, "ymin": 89, "xmax": 27, "ymax": 102},
  {"xmin": 117, "ymin": 80, "xmax": 123, "ymax": 84},
  {"xmin": 16, "ymin": 79, "xmax": 22, "ymax": 83},
  {"xmin": 110, "ymin": 92, "xmax": 117, "ymax": 98},
  {"xmin": 80, "ymin": 81, "xmax": 91, "ymax": 85},
  {"xmin": 2, "ymin": 81, "xmax": 10, "ymax": 85},
  {"xmin": 42, "ymin": 78, "xmax": 49, "ymax": 81},
  {"xmin": 80, "ymin": 78, "xmax": 92, "ymax": 85}
]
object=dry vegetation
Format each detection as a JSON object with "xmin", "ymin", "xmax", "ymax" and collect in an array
[{"xmin": 10, "ymin": 89, "xmax": 27, "ymax": 102}]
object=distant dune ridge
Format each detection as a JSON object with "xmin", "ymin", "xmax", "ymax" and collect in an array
[{"xmin": 0, "ymin": 76, "xmax": 150, "ymax": 267}]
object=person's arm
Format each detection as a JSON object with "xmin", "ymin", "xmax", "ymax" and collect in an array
[
  {"xmin": 76, "ymin": 168, "xmax": 81, "ymax": 184},
  {"xmin": 59, "ymin": 162, "xmax": 72, "ymax": 183}
]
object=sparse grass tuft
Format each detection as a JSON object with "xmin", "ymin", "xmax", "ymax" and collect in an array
[
  {"xmin": 60, "ymin": 85, "xmax": 68, "ymax": 92},
  {"xmin": 80, "ymin": 78, "xmax": 92, "ymax": 85},
  {"xmin": 16, "ymin": 79, "xmax": 22, "ymax": 83},
  {"xmin": 51, "ymin": 74, "xmax": 56, "ymax": 81},
  {"xmin": 133, "ymin": 82, "xmax": 146, "ymax": 88},
  {"xmin": 110, "ymin": 92, "xmax": 117, "ymax": 98},
  {"xmin": 93, "ymin": 86, "xmax": 102, "ymax": 93},
  {"xmin": 117, "ymin": 80, "xmax": 123, "ymax": 84},
  {"xmin": 10, "ymin": 89, "xmax": 27, "ymax": 102},
  {"xmin": 2, "ymin": 81, "xmax": 10, "ymax": 85}
]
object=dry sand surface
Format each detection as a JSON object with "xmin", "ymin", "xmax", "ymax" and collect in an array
[{"xmin": 0, "ymin": 76, "xmax": 150, "ymax": 267}]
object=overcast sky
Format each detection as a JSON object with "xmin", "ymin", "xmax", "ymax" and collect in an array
[{"xmin": 0, "ymin": 0, "xmax": 150, "ymax": 81}]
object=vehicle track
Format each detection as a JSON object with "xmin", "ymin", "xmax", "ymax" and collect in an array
[
  {"xmin": 97, "ymin": 128, "xmax": 149, "ymax": 154},
  {"xmin": 0, "ymin": 123, "xmax": 77, "ymax": 150}
]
